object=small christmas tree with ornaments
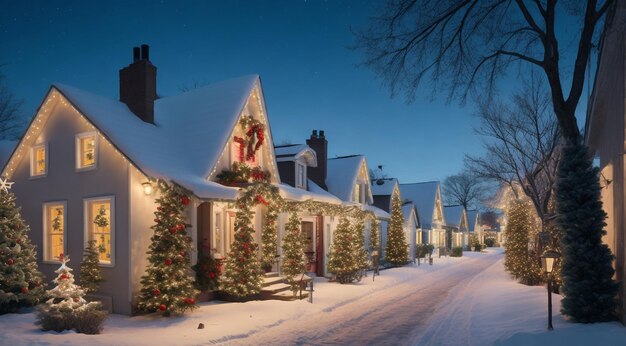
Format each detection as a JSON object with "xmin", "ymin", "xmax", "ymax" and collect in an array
[
  {"xmin": 281, "ymin": 210, "xmax": 306, "ymax": 294},
  {"xmin": 328, "ymin": 216, "xmax": 361, "ymax": 284},
  {"xmin": 79, "ymin": 240, "xmax": 104, "ymax": 293},
  {"xmin": 0, "ymin": 180, "xmax": 45, "ymax": 314},
  {"xmin": 384, "ymin": 191, "xmax": 408, "ymax": 266},
  {"xmin": 137, "ymin": 180, "xmax": 198, "ymax": 316}
]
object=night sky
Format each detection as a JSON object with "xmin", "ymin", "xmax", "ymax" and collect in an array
[{"xmin": 1, "ymin": 0, "xmax": 591, "ymax": 184}]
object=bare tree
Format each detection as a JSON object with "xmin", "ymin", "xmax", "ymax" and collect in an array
[
  {"xmin": 465, "ymin": 77, "xmax": 560, "ymax": 228},
  {"xmin": 479, "ymin": 210, "xmax": 499, "ymax": 229},
  {"xmin": 354, "ymin": 0, "xmax": 613, "ymax": 143},
  {"xmin": 441, "ymin": 171, "xmax": 485, "ymax": 209},
  {"xmin": 0, "ymin": 69, "xmax": 25, "ymax": 140}
]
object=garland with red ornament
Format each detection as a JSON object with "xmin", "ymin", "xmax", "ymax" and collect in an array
[{"xmin": 137, "ymin": 180, "xmax": 198, "ymax": 316}]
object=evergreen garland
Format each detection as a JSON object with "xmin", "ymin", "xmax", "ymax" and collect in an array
[
  {"xmin": 556, "ymin": 143, "xmax": 617, "ymax": 322},
  {"xmin": 137, "ymin": 180, "xmax": 198, "ymax": 316},
  {"xmin": 261, "ymin": 203, "xmax": 279, "ymax": 271},
  {"xmin": 384, "ymin": 190, "xmax": 408, "ymax": 266},
  {"xmin": 0, "ymin": 189, "xmax": 45, "ymax": 314},
  {"xmin": 79, "ymin": 240, "xmax": 104, "ymax": 293},
  {"xmin": 281, "ymin": 210, "xmax": 306, "ymax": 294}
]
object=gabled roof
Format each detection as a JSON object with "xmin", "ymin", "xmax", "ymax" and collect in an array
[
  {"xmin": 467, "ymin": 209, "xmax": 479, "ymax": 233},
  {"xmin": 444, "ymin": 205, "xmax": 466, "ymax": 229},
  {"xmin": 371, "ymin": 178, "xmax": 398, "ymax": 196},
  {"xmin": 326, "ymin": 155, "xmax": 373, "ymax": 203},
  {"xmin": 4, "ymin": 75, "xmax": 280, "ymax": 200},
  {"xmin": 274, "ymin": 144, "xmax": 317, "ymax": 166},
  {"xmin": 399, "ymin": 181, "xmax": 443, "ymax": 229},
  {"xmin": 402, "ymin": 203, "xmax": 418, "ymax": 228}
]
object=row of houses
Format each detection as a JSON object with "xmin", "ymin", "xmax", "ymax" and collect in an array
[{"xmin": 0, "ymin": 46, "xmax": 487, "ymax": 315}]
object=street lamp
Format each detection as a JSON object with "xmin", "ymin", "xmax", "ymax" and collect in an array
[{"xmin": 540, "ymin": 250, "xmax": 560, "ymax": 331}]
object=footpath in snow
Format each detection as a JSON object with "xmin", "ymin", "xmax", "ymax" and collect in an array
[{"xmin": 1, "ymin": 248, "xmax": 625, "ymax": 345}]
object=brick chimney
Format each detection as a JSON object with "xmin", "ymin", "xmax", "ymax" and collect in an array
[
  {"xmin": 306, "ymin": 130, "xmax": 328, "ymax": 189},
  {"xmin": 119, "ymin": 44, "xmax": 157, "ymax": 124}
]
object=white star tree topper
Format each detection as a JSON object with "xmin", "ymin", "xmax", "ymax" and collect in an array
[{"xmin": 0, "ymin": 177, "xmax": 14, "ymax": 193}]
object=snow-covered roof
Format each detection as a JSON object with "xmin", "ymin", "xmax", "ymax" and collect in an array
[
  {"xmin": 278, "ymin": 182, "xmax": 341, "ymax": 204},
  {"xmin": 274, "ymin": 144, "xmax": 317, "ymax": 166},
  {"xmin": 467, "ymin": 209, "xmax": 479, "ymax": 233},
  {"xmin": 402, "ymin": 203, "xmax": 418, "ymax": 228},
  {"xmin": 444, "ymin": 205, "xmax": 465, "ymax": 229},
  {"xmin": 362, "ymin": 204, "xmax": 390, "ymax": 219},
  {"xmin": 47, "ymin": 75, "xmax": 274, "ymax": 200},
  {"xmin": 399, "ymin": 181, "xmax": 442, "ymax": 229},
  {"xmin": 0, "ymin": 140, "xmax": 16, "ymax": 172},
  {"xmin": 371, "ymin": 178, "xmax": 398, "ymax": 196},
  {"xmin": 326, "ymin": 155, "xmax": 372, "ymax": 203},
  {"xmin": 307, "ymin": 179, "xmax": 342, "ymax": 202}
]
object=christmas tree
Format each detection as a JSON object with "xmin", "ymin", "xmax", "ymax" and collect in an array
[
  {"xmin": 220, "ymin": 187, "xmax": 264, "ymax": 297},
  {"xmin": 556, "ymin": 143, "xmax": 617, "ymax": 322},
  {"xmin": 79, "ymin": 240, "xmax": 104, "ymax": 293},
  {"xmin": 261, "ymin": 203, "xmax": 279, "ymax": 271},
  {"xmin": 137, "ymin": 181, "xmax": 198, "ymax": 316},
  {"xmin": 328, "ymin": 216, "xmax": 361, "ymax": 284},
  {"xmin": 369, "ymin": 218, "xmax": 380, "ymax": 254},
  {"xmin": 352, "ymin": 218, "xmax": 370, "ymax": 271},
  {"xmin": 0, "ymin": 185, "xmax": 45, "ymax": 314},
  {"xmin": 36, "ymin": 254, "xmax": 105, "ymax": 333},
  {"xmin": 503, "ymin": 199, "xmax": 542, "ymax": 285},
  {"xmin": 384, "ymin": 191, "xmax": 408, "ymax": 266},
  {"xmin": 281, "ymin": 210, "xmax": 306, "ymax": 294}
]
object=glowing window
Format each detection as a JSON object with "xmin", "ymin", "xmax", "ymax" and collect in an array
[
  {"xmin": 43, "ymin": 202, "xmax": 65, "ymax": 262},
  {"xmin": 76, "ymin": 132, "xmax": 97, "ymax": 170},
  {"xmin": 84, "ymin": 197, "xmax": 114, "ymax": 265},
  {"xmin": 296, "ymin": 162, "xmax": 306, "ymax": 189},
  {"xmin": 30, "ymin": 143, "xmax": 47, "ymax": 177}
]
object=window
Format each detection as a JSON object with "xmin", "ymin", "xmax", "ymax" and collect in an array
[
  {"xmin": 76, "ymin": 132, "xmax": 97, "ymax": 170},
  {"xmin": 352, "ymin": 183, "xmax": 361, "ymax": 203},
  {"xmin": 43, "ymin": 202, "xmax": 66, "ymax": 262},
  {"xmin": 84, "ymin": 197, "xmax": 114, "ymax": 265},
  {"xmin": 296, "ymin": 162, "xmax": 306, "ymax": 189},
  {"xmin": 30, "ymin": 143, "xmax": 47, "ymax": 177}
]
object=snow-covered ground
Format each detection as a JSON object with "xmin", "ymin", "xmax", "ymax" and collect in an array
[{"xmin": 1, "ymin": 248, "xmax": 625, "ymax": 345}]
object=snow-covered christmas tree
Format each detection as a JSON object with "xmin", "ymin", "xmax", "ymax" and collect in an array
[
  {"xmin": 328, "ymin": 216, "xmax": 361, "ymax": 284},
  {"xmin": 352, "ymin": 218, "xmax": 370, "ymax": 272},
  {"xmin": 79, "ymin": 240, "xmax": 104, "ymax": 293},
  {"xmin": 261, "ymin": 203, "xmax": 279, "ymax": 271},
  {"xmin": 384, "ymin": 191, "xmax": 408, "ymax": 266},
  {"xmin": 369, "ymin": 218, "xmax": 380, "ymax": 254},
  {"xmin": 137, "ymin": 181, "xmax": 198, "ymax": 316},
  {"xmin": 0, "ymin": 182, "xmax": 45, "ymax": 314},
  {"xmin": 281, "ymin": 210, "xmax": 306, "ymax": 294}
]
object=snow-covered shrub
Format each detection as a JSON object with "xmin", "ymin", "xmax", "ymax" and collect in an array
[
  {"xmin": 450, "ymin": 247, "xmax": 463, "ymax": 257},
  {"xmin": 73, "ymin": 307, "xmax": 108, "ymax": 334},
  {"xmin": 484, "ymin": 238, "xmax": 495, "ymax": 247}
]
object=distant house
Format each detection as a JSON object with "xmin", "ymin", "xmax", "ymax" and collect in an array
[
  {"xmin": 402, "ymin": 203, "xmax": 419, "ymax": 262},
  {"xmin": 584, "ymin": 0, "xmax": 626, "ymax": 323},
  {"xmin": 400, "ymin": 182, "xmax": 446, "ymax": 255},
  {"xmin": 444, "ymin": 205, "xmax": 469, "ymax": 249},
  {"xmin": 466, "ymin": 209, "xmax": 479, "ymax": 247}
]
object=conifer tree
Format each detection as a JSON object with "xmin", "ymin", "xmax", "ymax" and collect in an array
[
  {"xmin": 220, "ymin": 188, "xmax": 264, "ymax": 297},
  {"xmin": 369, "ymin": 218, "xmax": 380, "ymax": 254},
  {"xmin": 385, "ymin": 191, "xmax": 408, "ymax": 266},
  {"xmin": 503, "ymin": 199, "xmax": 542, "ymax": 285},
  {"xmin": 137, "ymin": 181, "xmax": 198, "ymax": 316},
  {"xmin": 79, "ymin": 240, "xmax": 104, "ymax": 294},
  {"xmin": 352, "ymin": 218, "xmax": 370, "ymax": 271},
  {"xmin": 557, "ymin": 143, "xmax": 617, "ymax": 322},
  {"xmin": 328, "ymin": 216, "xmax": 361, "ymax": 284},
  {"xmin": 281, "ymin": 210, "xmax": 306, "ymax": 294},
  {"xmin": 0, "ymin": 187, "xmax": 45, "ymax": 314}
]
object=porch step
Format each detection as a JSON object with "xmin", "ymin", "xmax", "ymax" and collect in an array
[
  {"xmin": 264, "ymin": 272, "xmax": 280, "ymax": 278},
  {"xmin": 262, "ymin": 276, "xmax": 285, "ymax": 287},
  {"xmin": 268, "ymin": 290, "xmax": 309, "ymax": 301},
  {"xmin": 262, "ymin": 282, "xmax": 292, "ymax": 294},
  {"xmin": 260, "ymin": 272, "xmax": 311, "ymax": 301}
]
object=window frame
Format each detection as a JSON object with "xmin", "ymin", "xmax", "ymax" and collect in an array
[
  {"xmin": 295, "ymin": 161, "xmax": 307, "ymax": 189},
  {"xmin": 42, "ymin": 201, "xmax": 67, "ymax": 263},
  {"xmin": 83, "ymin": 195, "xmax": 115, "ymax": 267},
  {"xmin": 30, "ymin": 142, "xmax": 48, "ymax": 178},
  {"xmin": 75, "ymin": 131, "xmax": 98, "ymax": 171}
]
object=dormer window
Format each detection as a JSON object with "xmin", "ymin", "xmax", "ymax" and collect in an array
[
  {"xmin": 76, "ymin": 131, "xmax": 97, "ymax": 170},
  {"xmin": 296, "ymin": 162, "xmax": 306, "ymax": 189},
  {"xmin": 30, "ymin": 143, "xmax": 47, "ymax": 177},
  {"xmin": 353, "ymin": 183, "xmax": 364, "ymax": 203}
]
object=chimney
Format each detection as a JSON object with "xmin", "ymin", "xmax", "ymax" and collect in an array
[
  {"xmin": 306, "ymin": 129, "xmax": 328, "ymax": 189},
  {"xmin": 119, "ymin": 44, "xmax": 157, "ymax": 124}
]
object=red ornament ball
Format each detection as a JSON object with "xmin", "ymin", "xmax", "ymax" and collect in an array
[
  {"xmin": 184, "ymin": 297, "xmax": 195, "ymax": 305},
  {"xmin": 164, "ymin": 258, "xmax": 173, "ymax": 266},
  {"xmin": 159, "ymin": 304, "xmax": 167, "ymax": 311},
  {"xmin": 6, "ymin": 259, "xmax": 14, "ymax": 265},
  {"xmin": 209, "ymin": 272, "xmax": 216, "ymax": 279},
  {"xmin": 153, "ymin": 289, "xmax": 161, "ymax": 296},
  {"xmin": 60, "ymin": 273, "xmax": 69, "ymax": 280},
  {"xmin": 169, "ymin": 227, "xmax": 177, "ymax": 234},
  {"xmin": 20, "ymin": 287, "xmax": 28, "ymax": 294},
  {"xmin": 180, "ymin": 195, "xmax": 190, "ymax": 206}
]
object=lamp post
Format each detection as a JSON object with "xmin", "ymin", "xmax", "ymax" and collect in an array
[{"xmin": 540, "ymin": 250, "xmax": 560, "ymax": 331}]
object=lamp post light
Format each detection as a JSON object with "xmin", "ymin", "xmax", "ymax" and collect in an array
[{"xmin": 540, "ymin": 250, "xmax": 560, "ymax": 331}]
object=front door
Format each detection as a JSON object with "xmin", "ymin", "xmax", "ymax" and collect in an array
[{"xmin": 302, "ymin": 221, "xmax": 315, "ymax": 272}]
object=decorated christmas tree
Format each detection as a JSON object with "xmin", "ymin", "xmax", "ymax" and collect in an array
[
  {"xmin": 503, "ymin": 199, "xmax": 542, "ymax": 285},
  {"xmin": 281, "ymin": 210, "xmax": 306, "ymax": 294},
  {"xmin": 369, "ymin": 218, "xmax": 380, "ymax": 254},
  {"xmin": 36, "ymin": 254, "xmax": 106, "ymax": 333},
  {"xmin": 79, "ymin": 240, "xmax": 104, "ymax": 293},
  {"xmin": 352, "ymin": 218, "xmax": 370, "ymax": 271},
  {"xmin": 328, "ymin": 216, "xmax": 361, "ymax": 284},
  {"xmin": 0, "ymin": 183, "xmax": 45, "ymax": 314},
  {"xmin": 137, "ymin": 181, "xmax": 198, "ymax": 316},
  {"xmin": 261, "ymin": 203, "xmax": 279, "ymax": 271},
  {"xmin": 384, "ymin": 191, "xmax": 408, "ymax": 266},
  {"xmin": 557, "ymin": 143, "xmax": 617, "ymax": 322},
  {"xmin": 220, "ymin": 187, "xmax": 264, "ymax": 297}
]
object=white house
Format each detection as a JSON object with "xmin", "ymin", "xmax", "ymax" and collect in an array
[
  {"xmin": 443, "ymin": 205, "xmax": 469, "ymax": 249},
  {"xmin": 400, "ymin": 182, "xmax": 446, "ymax": 255}
]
